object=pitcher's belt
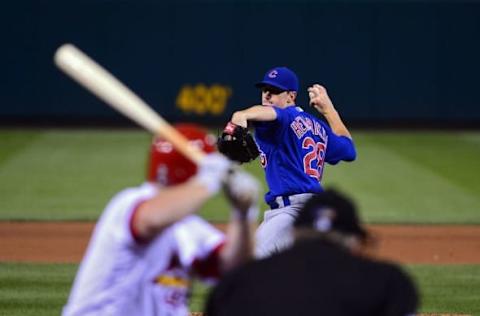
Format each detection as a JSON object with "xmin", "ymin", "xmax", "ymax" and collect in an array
[{"xmin": 268, "ymin": 193, "xmax": 315, "ymax": 209}]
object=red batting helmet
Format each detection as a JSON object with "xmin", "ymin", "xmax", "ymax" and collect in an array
[{"xmin": 147, "ymin": 123, "xmax": 216, "ymax": 186}]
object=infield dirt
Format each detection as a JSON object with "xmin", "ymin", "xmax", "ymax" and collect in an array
[{"xmin": 1, "ymin": 222, "xmax": 480, "ymax": 264}]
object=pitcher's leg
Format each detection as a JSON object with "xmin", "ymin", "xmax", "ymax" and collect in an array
[{"xmin": 255, "ymin": 210, "xmax": 296, "ymax": 258}]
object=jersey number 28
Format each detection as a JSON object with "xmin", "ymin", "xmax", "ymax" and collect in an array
[{"xmin": 302, "ymin": 137, "xmax": 326, "ymax": 181}]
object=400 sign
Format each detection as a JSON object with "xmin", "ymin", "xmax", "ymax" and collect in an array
[{"xmin": 176, "ymin": 84, "xmax": 232, "ymax": 115}]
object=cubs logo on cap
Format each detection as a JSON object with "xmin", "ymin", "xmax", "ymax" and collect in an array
[
  {"xmin": 268, "ymin": 70, "xmax": 278, "ymax": 78},
  {"xmin": 255, "ymin": 66, "xmax": 299, "ymax": 92}
]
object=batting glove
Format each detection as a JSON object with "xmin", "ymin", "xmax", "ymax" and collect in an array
[
  {"xmin": 194, "ymin": 153, "xmax": 232, "ymax": 194},
  {"xmin": 224, "ymin": 169, "xmax": 260, "ymax": 222}
]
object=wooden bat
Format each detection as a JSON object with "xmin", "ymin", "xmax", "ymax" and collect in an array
[{"xmin": 54, "ymin": 43, "xmax": 205, "ymax": 164}]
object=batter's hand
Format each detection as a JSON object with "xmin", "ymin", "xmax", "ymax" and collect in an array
[
  {"xmin": 224, "ymin": 169, "xmax": 260, "ymax": 222},
  {"xmin": 308, "ymin": 84, "xmax": 336, "ymax": 116},
  {"xmin": 195, "ymin": 153, "xmax": 232, "ymax": 194}
]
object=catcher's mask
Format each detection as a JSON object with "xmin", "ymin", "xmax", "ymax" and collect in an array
[{"xmin": 147, "ymin": 123, "xmax": 216, "ymax": 186}]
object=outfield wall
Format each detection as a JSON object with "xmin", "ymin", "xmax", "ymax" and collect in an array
[{"xmin": 2, "ymin": 0, "xmax": 480, "ymax": 125}]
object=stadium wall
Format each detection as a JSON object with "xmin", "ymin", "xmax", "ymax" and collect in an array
[{"xmin": 2, "ymin": 0, "xmax": 480, "ymax": 126}]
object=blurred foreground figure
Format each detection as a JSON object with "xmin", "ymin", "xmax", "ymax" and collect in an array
[
  {"xmin": 62, "ymin": 123, "xmax": 259, "ymax": 316},
  {"xmin": 206, "ymin": 189, "xmax": 418, "ymax": 316}
]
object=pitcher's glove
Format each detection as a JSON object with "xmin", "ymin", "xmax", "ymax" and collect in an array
[{"xmin": 217, "ymin": 122, "xmax": 260, "ymax": 163}]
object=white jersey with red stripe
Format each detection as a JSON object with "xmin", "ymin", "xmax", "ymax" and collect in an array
[{"xmin": 62, "ymin": 182, "xmax": 224, "ymax": 316}]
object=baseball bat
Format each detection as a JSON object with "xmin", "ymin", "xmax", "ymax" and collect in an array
[{"xmin": 54, "ymin": 43, "xmax": 205, "ymax": 164}]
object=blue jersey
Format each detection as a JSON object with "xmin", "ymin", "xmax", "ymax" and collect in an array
[{"xmin": 254, "ymin": 106, "xmax": 356, "ymax": 206}]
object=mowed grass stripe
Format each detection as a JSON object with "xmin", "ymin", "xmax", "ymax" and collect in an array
[
  {"xmin": 323, "ymin": 134, "xmax": 480, "ymax": 223},
  {"xmin": 0, "ymin": 263, "xmax": 76, "ymax": 316},
  {"xmin": 0, "ymin": 263, "xmax": 479, "ymax": 315},
  {"xmin": 0, "ymin": 129, "xmax": 479, "ymax": 223},
  {"xmin": 0, "ymin": 130, "xmax": 43, "ymax": 165},
  {"xmin": 406, "ymin": 265, "xmax": 480, "ymax": 314},
  {"xmin": 0, "ymin": 130, "xmax": 149, "ymax": 220},
  {"xmin": 362, "ymin": 132, "xmax": 480, "ymax": 195}
]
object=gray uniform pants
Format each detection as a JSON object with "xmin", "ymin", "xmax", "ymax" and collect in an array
[{"xmin": 255, "ymin": 193, "xmax": 314, "ymax": 258}]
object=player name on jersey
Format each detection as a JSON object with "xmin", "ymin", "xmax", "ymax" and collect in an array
[{"xmin": 290, "ymin": 114, "xmax": 328, "ymax": 142}]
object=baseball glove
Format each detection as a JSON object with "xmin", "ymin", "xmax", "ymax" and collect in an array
[{"xmin": 217, "ymin": 122, "xmax": 260, "ymax": 163}]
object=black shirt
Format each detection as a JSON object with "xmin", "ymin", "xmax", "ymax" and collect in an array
[{"xmin": 206, "ymin": 238, "xmax": 418, "ymax": 316}]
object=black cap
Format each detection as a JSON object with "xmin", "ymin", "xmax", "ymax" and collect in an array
[{"xmin": 294, "ymin": 189, "xmax": 368, "ymax": 240}]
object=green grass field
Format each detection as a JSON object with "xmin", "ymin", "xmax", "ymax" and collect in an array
[
  {"xmin": 1, "ymin": 128, "xmax": 479, "ymax": 315},
  {"xmin": 0, "ymin": 263, "xmax": 479, "ymax": 315},
  {"xmin": 0, "ymin": 129, "xmax": 478, "ymax": 222}
]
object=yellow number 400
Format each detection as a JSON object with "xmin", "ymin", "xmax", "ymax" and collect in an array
[{"xmin": 176, "ymin": 84, "xmax": 232, "ymax": 115}]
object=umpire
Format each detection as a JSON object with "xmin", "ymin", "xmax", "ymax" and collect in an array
[{"xmin": 205, "ymin": 189, "xmax": 418, "ymax": 316}]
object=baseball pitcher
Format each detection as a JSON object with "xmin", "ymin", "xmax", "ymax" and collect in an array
[{"xmin": 218, "ymin": 67, "xmax": 356, "ymax": 258}]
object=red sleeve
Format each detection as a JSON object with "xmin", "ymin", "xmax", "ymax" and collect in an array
[
  {"xmin": 128, "ymin": 199, "xmax": 150, "ymax": 244},
  {"xmin": 191, "ymin": 242, "xmax": 225, "ymax": 279}
]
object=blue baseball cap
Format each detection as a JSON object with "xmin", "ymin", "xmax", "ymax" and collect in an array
[{"xmin": 255, "ymin": 66, "xmax": 299, "ymax": 92}]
